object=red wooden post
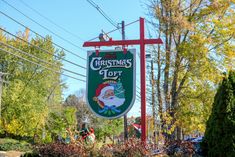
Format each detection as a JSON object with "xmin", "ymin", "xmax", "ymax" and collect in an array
[
  {"xmin": 83, "ymin": 17, "xmax": 163, "ymax": 143},
  {"xmin": 139, "ymin": 17, "xmax": 146, "ymax": 142}
]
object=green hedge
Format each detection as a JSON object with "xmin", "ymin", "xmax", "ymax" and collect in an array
[{"xmin": 0, "ymin": 138, "xmax": 32, "ymax": 152}]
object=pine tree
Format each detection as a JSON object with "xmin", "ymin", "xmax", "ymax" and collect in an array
[
  {"xmin": 201, "ymin": 71, "xmax": 235, "ymax": 157},
  {"xmin": 114, "ymin": 79, "xmax": 125, "ymax": 98}
]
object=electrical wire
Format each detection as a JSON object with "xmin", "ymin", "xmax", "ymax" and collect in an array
[
  {"xmin": 135, "ymin": 98, "xmax": 141, "ymax": 103},
  {"xmin": 0, "ymin": 47, "xmax": 86, "ymax": 82},
  {"xmin": 146, "ymin": 20, "xmax": 153, "ymax": 39},
  {"xmin": 137, "ymin": 85, "xmax": 152, "ymax": 95},
  {"xmin": 87, "ymin": 19, "xmax": 139, "ymax": 41},
  {"xmin": 86, "ymin": 0, "xmax": 118, "ymax": 29},
  {"xmin": 0, "ymin": 42, "xmax": 86, "ymax": 78},
  {"xmin": 0, "ymin": 28, "xmax": 86, "ymax": 70},
  {"xmin": 136, "ymin": 94, "xmax": 141, "ymax": 100},
  {"xmin": 0, "ymin": 0, "xmax": 86, "ymax": 52},
  {"xmin": 0, "ymin": 11, "xmax": 86, "ymax": 61},
  {"xmin": 18, "ymin": 0, "xmax": 85, "ymax": 42}
]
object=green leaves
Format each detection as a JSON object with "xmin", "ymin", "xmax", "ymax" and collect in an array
[
  {"xmin": 149, "ymin": 0, "xmax": 234, "ymax": 139},
  {"xmin": 46, "ymin": 107, "xmax": 77, "ymax": 138},
  {"xmin": 0, "ymin": 30, "xmax": 63, "ymax": 139},
  {"xmin": 94, "ymin": 118, "xmax": 123, "ymax": 141}
]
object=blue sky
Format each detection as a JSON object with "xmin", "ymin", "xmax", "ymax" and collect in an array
[{"xmin": 0, "ymin": 0, "xmax": 156, "ymax": 117}]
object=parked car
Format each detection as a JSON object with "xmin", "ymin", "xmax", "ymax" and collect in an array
[
  {"xmin": 191, "ymin": 137, "xmax": 203, "ymax": 156},
  {"xmin": 191, "ymin": 137, "xmax": 203, "ymax": 143},
  {"xmin": 185, "ymin": 137, "xmax": 196, "ymax": 141}
]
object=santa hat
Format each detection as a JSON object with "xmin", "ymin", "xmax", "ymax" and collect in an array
[{"xmin": 96, "ymin": 83, "xmax": 114, "ymax": 97}]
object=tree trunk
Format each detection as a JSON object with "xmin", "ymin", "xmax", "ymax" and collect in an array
[
  {"xmin": 176, "ymin": 126, "xmax": 182, "ymax": 140},
  {"xmin": 164, "ymin": 31, "xmax": 171, "ymax": 111},
  {"xmin": 157, "ymin": 44, "xmax": 163, "ymax": 122},
  {"xmin": 163, "ymin": 0, "xmax": 172, "ymax": 111}
]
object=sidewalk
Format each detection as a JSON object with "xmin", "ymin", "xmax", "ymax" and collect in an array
[{"xmin": 0, "ymin": 151, "xmax": 24, "ymax": 157}]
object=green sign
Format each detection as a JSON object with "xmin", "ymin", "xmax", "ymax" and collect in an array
[{"xmin": 86, "ymin": 49, "xmax": 136, "ymax": 119}]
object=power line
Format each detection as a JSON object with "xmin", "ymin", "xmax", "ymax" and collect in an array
[
  {"xmin": 0, "ymin": 0, "xmax": 86, "ymax": 53},
  {"xmin": 18, "ymin": 0, "xmax": 85, "ymax": 42},
  {"xmin": 0, "ymin": 28, "xmax": 86, "ymax": 70},
  {"xmin": 86, "ymin": 0, "xmax": 118, "ymax": 29},
  {"xmin": 136, "ymin": 94, "xmax": 141, "ymax": 100},
  {"xmin": 0, "ymin": 42, "xmax": 86, "ymax": 78},
  {"xmin": 137, "ymin": 84, "xmax": 152, "ymax": 95},
  {"xmin": 136, "ymin": 89, "xmax": 140, "ymax": 95},
  {"xmin": 87, "ymin": 19, "xmax": 139, "ymax": 41},
  {"xmin": 0, "ymin": 48, "xmax": 86, "ymax": 82},
  {"xmin": 135, "ymin": 98, "xmax": 141, "ymax": 103},
  {"xmin": 0, "ymin": 11, "xmax": 86, "ymax": 61}
]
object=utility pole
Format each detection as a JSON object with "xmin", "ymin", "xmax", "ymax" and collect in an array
[
  {"xmin": 0, "ymin": 72, "xmax": 8, "ymax": 118},
  {"xmin": 122, "ymin": 21, "xmax": 128, "ymax": 141},
  {"xmin": 150, "ymin": 59, "xmax": 156, "ymax": 147}
]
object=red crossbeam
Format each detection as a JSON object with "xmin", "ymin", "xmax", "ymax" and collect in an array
[{"xmin": 83, "ymin": 38, "xmax": 163, "ymax": 47}]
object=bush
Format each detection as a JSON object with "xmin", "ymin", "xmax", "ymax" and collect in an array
[
  {"xmin": 36, "ymin": 138, "xmax": 150, "ymax": 157},
  {"xmin": 36, "ymin": 142, "xmax": 88, "ymax": 157},
  {"xmin": 21, "ymin": 151, "xmax": 40, "ymax": 157},
  {"xmin": 98, "ymin": 138, "xmax": 151, "ymax": 157},
  {"xmin": 165, "ymin": 140, "xmax": 195, "ymax": 156},
  {"xmin": 0, "ymin": 138, "xmax": 32, "ymax": 151},
  {"xmin": 201, "ymin": 71, "xmax": 235, "ymax": 157}
]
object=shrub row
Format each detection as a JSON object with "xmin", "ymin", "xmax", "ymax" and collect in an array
[{"xmin": 0, "ymin": 138, "xmax": 32, "ymax": 152}]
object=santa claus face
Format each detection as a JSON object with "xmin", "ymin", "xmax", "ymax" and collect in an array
[
  {"xmin": 103, "ymin": 89, "xmax": 114, "ymax": 99},
  {"xmin": 98, "ymin": 88, "xmax": 125, "ymax": 107}
]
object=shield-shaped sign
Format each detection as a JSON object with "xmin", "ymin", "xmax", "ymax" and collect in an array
[{"xmin": 86, "ymin": 49, "xmax": 136, "ymax": 119}]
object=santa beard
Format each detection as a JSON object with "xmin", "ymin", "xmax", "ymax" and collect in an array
[{"xmin": 98, "ymin": 95, "xmax": 125, "ymax": 107}]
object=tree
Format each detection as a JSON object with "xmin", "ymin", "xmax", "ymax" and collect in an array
[
  {"xmin": 175, "ymin": 81, "xmax": 215, "ymax": 135},
  {"xmin": 0, "ymin": 29, "xmax": 64, "ymax": 139},
  {"xmin": 201, "ymin": 71, "xmax": 235, "ymax": 157},
  {"xmin": 63, "ymin": 91, "xmax": 124, "ymax": 143},
  {"xmin": 64, "ymin": 90, "xmax": 95, "ymax": 128},
  {"xmin": 148, "ymin": 0, "xmax": 235, "ymax": 139},
  {"xmin": 46, "ymin": 106, "xmax": 77, "ymax": 142},
  {"xmin": 94, "ymin": 118, "xmax": 124, "ymax": 143}
]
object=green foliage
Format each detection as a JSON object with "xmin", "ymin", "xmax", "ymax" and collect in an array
[
  {"xmin": 176, "ymin": 82, "xmax": 215, "ymax": 135},
  {"xmin": 201, "ymin": 71, "xmax": 235, "ymax": 157},
  {"xmin": 46, "ymin": 107, "xmax": 77, "ymax": 141},
  {"xmin": 63, "ymin": 93, "xmax": 124, "ymax": 142},
  {"xmin": 63, "ymin": 107, "xmax": 77, "ymax": 127},
  {"xmin": 0, "ymin": 29, "xmax": 64, "ymax": 139},
  {"xmin": 0, "ymin": 138, "xmax": 32, "ymax": 151},
  {"xmin": 64, "ymin": 93, "xmax": 96, "ymax": 127},
  {"xmin": 94, "ymin": 118, "xmax": 123, "ymax": 142},
  {"xmin": 21, "ymin": 151, "xmax": 40, "ymax": 157}
]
